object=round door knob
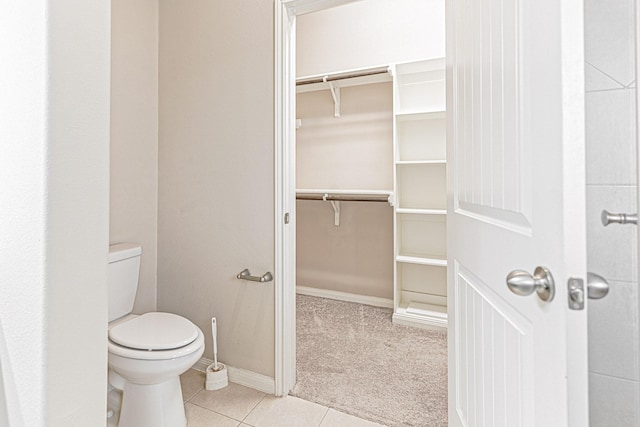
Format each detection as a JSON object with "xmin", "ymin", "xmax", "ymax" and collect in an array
[{"xmin": 506, "ymin": 266, "xmax": 555, "ymax": 302}]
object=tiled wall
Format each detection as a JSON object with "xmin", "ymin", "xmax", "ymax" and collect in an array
[{"xmin": 585, "ymin": 0, "xmax": 640, "ymax": 425}]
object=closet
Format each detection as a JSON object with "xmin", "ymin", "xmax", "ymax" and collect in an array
[{"xmin": 296, "ymin": 58, "xmax": 446, "ymax": 329}]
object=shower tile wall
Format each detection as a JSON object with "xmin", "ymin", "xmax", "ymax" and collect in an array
[{"xmin": 585, "ymin": 0, "xmax": 640, "ymax": 425}]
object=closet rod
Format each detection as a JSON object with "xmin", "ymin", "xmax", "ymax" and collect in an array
[
  {"xmin": 296, "ymin": 193, "xmax": 391, "ymax": 203},
  {"xmin": 296, "ymin": 68, "xmax": 390, "ymax": 86}
]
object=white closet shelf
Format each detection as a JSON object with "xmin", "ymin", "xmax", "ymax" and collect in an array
[
  {"xmin": 395, "ymin": 110, "xmax": 446, "ymax": 120},
  {"xmin": 395, "ymin": 208, "xmax": 446, "ymax": 215},
  {"xmin": 394, "ymin": 107, "xmax": 446, "ymax": 119},
  {"xmin": 396, "ymin": 160, "xmax": 446, "ymax": 165},
  {"xmin": 396, "ymin": 254, "xmax": 447, "ymax": 267}
]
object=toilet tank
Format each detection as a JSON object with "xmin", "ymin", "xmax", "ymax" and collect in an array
[{"xmin": 108, "ymin": 243, "xmax": 142, "ymax": 322}]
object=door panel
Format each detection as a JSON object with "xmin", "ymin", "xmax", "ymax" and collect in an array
[
  {"xmin": 455, "ymin": 262, "xmax": 533, "ymax": 427},
  {"xmin": 454, "ymin": 0, "xmax": 530, "ymax": 233},
  {"xmin": 447, "ymin": 0, "xmax": 588, "ymax": 425}
]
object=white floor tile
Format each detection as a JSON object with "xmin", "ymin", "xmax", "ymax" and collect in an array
[
  {"xmin": 186, "ymin": 403, "xmax": 240, "ymax": 427},
  {"xmin": 243, "ymin": 395, "xmax": 328, "ymax": 427},
  {"xmin": 319, "ymin": 409, "xmax": 385, "ymax": 427},
  {"xmin": 190, "ymin": 382, "xmax": 265, "ymax": 421},
  {"xmin": 181, "ymin": 369, "xmax": 206, "ymax": 402}
]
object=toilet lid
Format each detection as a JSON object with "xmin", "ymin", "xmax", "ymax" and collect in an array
[{"xmin": 109, "ymin": 312, "xmax": 199, "ymax": 351}]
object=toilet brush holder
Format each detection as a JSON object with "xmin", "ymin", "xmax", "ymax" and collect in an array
[{"xmin": 205, "ymin": 363, "xmax": 228, "ymax": 391}]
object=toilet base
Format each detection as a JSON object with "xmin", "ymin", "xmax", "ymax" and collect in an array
[{"xmin": 117, "ymin": 377, "xmax": 186, "ymax": 427}]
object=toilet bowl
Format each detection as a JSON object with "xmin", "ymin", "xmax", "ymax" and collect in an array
[
  {"xmin": 108, "ymin": 313, "xmax": 205, "ymax": 427},
  {"xmin": 106, "ymin": 243, "xmax": 205, "ymax": 427}
]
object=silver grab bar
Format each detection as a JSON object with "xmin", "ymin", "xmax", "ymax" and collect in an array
[
  {"xmin": 601, "ymin": 210, "xmax": 638, "ymax": 226},
  {"xmin": 236, "ymin": 268, "xmax": 273, "ymax": 283}
]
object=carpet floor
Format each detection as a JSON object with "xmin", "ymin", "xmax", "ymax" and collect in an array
[{"xmin": 291, "ymin": 295, "xmax": 448, "ymax": 427}]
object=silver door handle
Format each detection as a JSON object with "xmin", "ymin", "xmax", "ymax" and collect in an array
[
  {"xmin": 506, "ymin": 266, "xmax": 555, "ymax": 302},
  {"xmin": 587, "ymin": 272, "xmax": 609, "ymax": 299}
]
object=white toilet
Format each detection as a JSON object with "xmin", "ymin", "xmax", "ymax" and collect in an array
[{"xmin": 107, "ymin": 243, "xmax": 205, "ymax": 427}]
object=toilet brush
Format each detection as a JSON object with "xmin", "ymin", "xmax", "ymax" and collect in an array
[{"xmin": 205, "ymin": 317, "xmax": 228, "ymax": 390}]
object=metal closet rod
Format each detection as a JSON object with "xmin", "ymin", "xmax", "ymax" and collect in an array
[
  {"xmin": 296, "ymin": 193, "xmax": 390, "ymax": 203},
  {"xmin": 296, "ymin": 68, "xmax": 390, "ymax": 86}
]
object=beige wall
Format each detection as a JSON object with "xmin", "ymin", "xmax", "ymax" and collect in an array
[
  {"xmin": 0, "ymin": 1, "xmax": 110, "ymax": 425},
  {"xmin": 297, "ymin": 0, "xmax": 445, "ymax": 77},
  {"xmin": 110, "ymin": 0, "xmax": 159, "ymax": 314},
  {"xmin": 296, "ymin": 82, "xmax": 394, "ymax": 298},
  {"xmin": 297, "ymin": 201, "xmax": 394, "ymax": 298},
  {"xmin": 158, "ymin": 0, "xmax": 275, "ymax": 377}
]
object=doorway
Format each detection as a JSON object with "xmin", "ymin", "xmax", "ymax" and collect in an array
[{"xmin": 274, "ymin": 1, "xmax": 449, "ymax": 423}]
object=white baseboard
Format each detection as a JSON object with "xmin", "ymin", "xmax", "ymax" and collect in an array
[
  {"xmin": 392, "ymin": 311, "xmax": 447, "ymax": 330},
  {"xmin": 296, "ymin": 286, "xmax": 393, "ymax": 309},
  {"xmin": 194, "ymin": 357, "xmax": 275, "ymax": 395}
]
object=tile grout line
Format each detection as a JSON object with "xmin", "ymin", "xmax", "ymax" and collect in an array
[
  {"xmin": 186, "ymin": 387, "xmax": 203, "ymax": 403},
  {"xmin": 316, "ymin": 406, "xmax": 331, "ymax": 427},
  {"xmin": 589, "ymin": 371, "xmax": 640, "ymax": 384},
  {"xmin": 584, "ymin": 61, "xmax": 628, "ymax": 89},
  {"xmin": 240, "ymin": 392, "xmax": 268, "ymax": 425},
  {"xmin": 187, "ymin": 400, "xmax": 247, "ymax": 424}
]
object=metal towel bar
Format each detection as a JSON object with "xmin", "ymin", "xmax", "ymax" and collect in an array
[
  {"xmin": 236, "ymin": 269, "xmax": 273, "ymax": 283},
  {"xmin": 601, "ymin": 210, "xmax": 638, "ymax": 226}
]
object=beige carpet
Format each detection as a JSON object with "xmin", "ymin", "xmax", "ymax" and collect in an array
[{"xmin": 291, "ymin": 295, "xmax": 448, "ymax": 427}]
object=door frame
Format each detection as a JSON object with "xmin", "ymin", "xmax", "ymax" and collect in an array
[{"xmin": 273, "ymin": 0, "xmax": 366, "ymax": 396}]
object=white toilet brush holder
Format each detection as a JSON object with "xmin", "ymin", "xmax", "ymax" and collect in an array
[
  {"xmin": 205, "ymin": 362, "xmax": 228, "ymax": 390},
  {"xmin": 205, "ymin": 317, "xmax": 228, "ymax": 391}
]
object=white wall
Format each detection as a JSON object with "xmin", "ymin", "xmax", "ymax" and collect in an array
[
  {"xmin": 585, "ymin": 0, "xmax": 640, "ymax": 424},
  {"xmin": 0, "ymin": 1, "xmax": 110, "ymax": 426},
  {"xmin": 0, "ymin": 2, "xmax": 48, "ymax": 423},
  {"xmin": 296, "ymin": 0, "xmax": 445, "ymax": 77},
  {"xmin": 158, "ymin": 0, "xmax": 275, "ymax": 378},
  {"xmin": 111, "ymin": 0, "xmax": 159, "ymax": 314}
]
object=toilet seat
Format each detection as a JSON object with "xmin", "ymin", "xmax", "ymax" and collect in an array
[
  {"xmin": 110, "ymin": 312, "xmax": 198, "ymax": 350},
  {"xmin": 108, "ymin": 312, "xmax": 204, "ymax": 361}
]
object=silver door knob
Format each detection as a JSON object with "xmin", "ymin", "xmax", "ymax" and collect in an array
[
  {"xmin": 506, "ymin": 266, "xmax": 555, "ymax": 302},
  {"xmin": 587, "ymin": 272, "xmax": 609, "ymax": 299}
]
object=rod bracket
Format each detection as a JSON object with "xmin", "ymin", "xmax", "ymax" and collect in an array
[{"xmin": 323, "ymin": 76, "xmax": 340, "ymax": 118}]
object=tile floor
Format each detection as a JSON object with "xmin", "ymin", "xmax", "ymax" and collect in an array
[{"xmin": 180, "ymin": 369, "xmax": 385, "ymax": 427}]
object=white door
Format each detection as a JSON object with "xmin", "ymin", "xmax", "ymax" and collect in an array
[{"xmin": 446, "ymin": 0, "xmax": 589, "ymax": 426}]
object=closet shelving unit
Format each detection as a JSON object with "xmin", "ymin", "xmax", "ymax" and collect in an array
[
  {"xmin": 294, "ymin": 59, "xmax": 447, "ymax": 329},
  {"xmin": 391, "ymin": 58, "xmax": 447, "ymax": 329}
]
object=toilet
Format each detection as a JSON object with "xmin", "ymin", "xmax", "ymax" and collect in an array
[{"xmin": 107, "ymin": 243, "xmax": 204, "ymax": 427}]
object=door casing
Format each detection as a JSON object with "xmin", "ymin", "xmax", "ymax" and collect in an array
[{"xmin": 274, "ymin": 0, "xmax": 367, "ymax": 396}]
